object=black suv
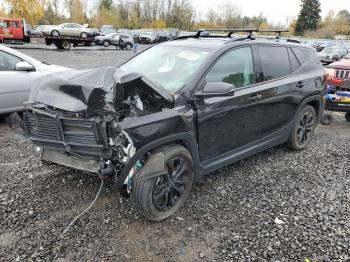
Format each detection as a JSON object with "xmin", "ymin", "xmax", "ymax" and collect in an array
[{"xmin": 24, "ymin": 30, "xmax": 325, "ymax": 221}]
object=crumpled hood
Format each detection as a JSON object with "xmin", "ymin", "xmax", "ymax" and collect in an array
[
  {"xmin": 28, "ymin": 67, "xmax": 173, "ymax": 113},
  {"xmin": 28, "ymin": 67, "xmax": 116, "ymax": 112}
]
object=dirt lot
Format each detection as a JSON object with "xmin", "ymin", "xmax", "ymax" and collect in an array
[{"xmin": 1, "ymin": 45, "xmax": 350, "ymax": 261}]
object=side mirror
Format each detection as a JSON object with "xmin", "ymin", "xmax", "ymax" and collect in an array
[
  {"xmin": 15, "ymin": 61, "xmax": 35, "ymax": 72},
  {"xmin": 195, "ymin": 82, "xmax": 235, "ymax": 98}
]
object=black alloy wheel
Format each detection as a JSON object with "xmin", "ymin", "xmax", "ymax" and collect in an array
[
  {"xmin": 152, "ymin": 157, "xmax": 190, "ymax": 212},
  {"xmin": 296, "ymin": 111, "xmax": 315, "ymax": 147},
  {"xmin": 287, "ymin": 105, "xmax": 317, "ymax": 151},
  {"xmin": 131, "ymin": 145, "xmax": 194, "ymax": 221}
]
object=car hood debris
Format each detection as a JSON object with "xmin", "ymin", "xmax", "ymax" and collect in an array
[{"xmin": 28, "ymin": 67, "xmax": 174, "ymax": 113}]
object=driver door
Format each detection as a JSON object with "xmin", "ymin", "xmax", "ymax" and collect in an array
[
  {"xmin": 195, "ymin": 46, "xmax": 264, "ymax": 160},
  {"xmin": 0, "ymin": 50, "xmax": 37, "ymax": 113}
]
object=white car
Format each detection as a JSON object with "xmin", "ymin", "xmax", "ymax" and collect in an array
[
  {"xmin": 0, "ymin": 45, "xmax": 68, "ymax": 114},
  {"xmin": 42, "ymin": 23, "xmax": 99, "ymax": 39}
]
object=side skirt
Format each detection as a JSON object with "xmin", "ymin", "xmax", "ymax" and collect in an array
[{"xmin": 200, "ymin": 122, "xmax": 293, "ymax": 176}]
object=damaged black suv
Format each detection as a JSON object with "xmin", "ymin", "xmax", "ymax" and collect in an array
[{"xmin": 24, "ymin": 30, "xmax": 325, "ymax": 221}]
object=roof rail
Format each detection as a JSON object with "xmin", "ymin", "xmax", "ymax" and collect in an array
[
  {"xmin": 173, "ymin": 28, "xmax": 298, "ymax": 43},
  {"xmin": 258, "ymin": 29, "xmax": 289, "ymax": 39},
  {"xmin": 195, "ymin": 29, "xmax": 259, "ymax": 38}
]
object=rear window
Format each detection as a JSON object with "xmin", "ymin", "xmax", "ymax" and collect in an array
[
  {"xmin": 292, "ymin": 47, "xmax": 318, "ymax": 64},
  {"xmin": 258, "ymin": 46, "xmax": 291, "ymax": 81}
]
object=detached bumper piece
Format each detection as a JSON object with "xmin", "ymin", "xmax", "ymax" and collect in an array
[{"xmin": 24, "ymin": 111, "xmax": 104, "ymax": 157}]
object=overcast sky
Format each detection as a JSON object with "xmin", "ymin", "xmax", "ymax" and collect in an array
[{"xmin": 192, "ymin": 0, "xmax": 349, "ymax": 25}]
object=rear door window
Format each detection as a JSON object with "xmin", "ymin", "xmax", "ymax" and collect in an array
[{"xmin": 258, "ymin": 46, "xmax": 291, "ymax": 81}]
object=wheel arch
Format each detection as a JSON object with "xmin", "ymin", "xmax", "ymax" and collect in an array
[
  {"xmin": 299, "ymin": 95, "xmax": 323, "ymax": 121},
  {"xmin": 116, "ymin": 132, "xmax": 202, "ymax": 191}
]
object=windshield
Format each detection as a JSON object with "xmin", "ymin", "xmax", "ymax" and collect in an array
[{"xmin": 119, "ymin": 45, "xmax": 212, "ymax": 92}]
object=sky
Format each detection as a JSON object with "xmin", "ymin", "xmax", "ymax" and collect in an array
[{"xmin": 192, "ymin": 0, "xmax": 349, "ymax": 25}]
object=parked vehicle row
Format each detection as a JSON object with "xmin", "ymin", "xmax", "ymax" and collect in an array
[{"xmin": 318, "ymin": 46, "xmax": 349, "ymax": 65}]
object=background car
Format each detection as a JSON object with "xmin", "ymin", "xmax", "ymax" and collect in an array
[
  {"xmin": 318, "ymin": 46, "xmax": 348, "ymax": 65},
  {"xmin": 110, "ymin": 34, "xmax": 134, "ymax": 49},
  {"xmin": 129, "ymin": 30, "xmax": 140, "ymax": 43},
  {"xmin": 157, "ymin": 30, "xmax": 171, "ymax": 42},
  {"xmin": 0, "ymin": 45, "xmax": 68, "ymax": 114},
  {"xmin": 95, "ymin": 33, "xmax": 119, "ymax": 47},
  {"xmin": 42, "ymin": 23, "xmax": 98, "ymax": 38},
  {"xmin": 138, "ymin": 30, "xmax": 157, "ymax": 44}
]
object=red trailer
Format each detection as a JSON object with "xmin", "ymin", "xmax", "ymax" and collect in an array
[{"xmin": 0, "ymin": 18, "xmax": 30, "ymax": 44}]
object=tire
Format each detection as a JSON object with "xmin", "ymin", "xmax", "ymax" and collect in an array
[
  {"xmin": 345, "ymin": 112, "xmax": 350, "ymax": 122},
  {"xmin": 287, "ymin": 105, "xmax": 317, "ymax": 151},
  {"xmin": 131, "ymin": 144, "xmax": 194, "ymax": 221},
  {"xmin": 53, "ymin": 41, "xmax": 63, "ymax": 49},
  {"xmin": 103, "ymin": 40, "xmax": 110, "ymax": 47},
  {"xmin": 61, "ymin": 40, "xmax": 71, "ymax": 50},
  {"xmin": 320, "ymin": 112, "xmax": 334, "ymax": 125},
  {"xmin": 45, "ymin": 38, "xmax": 52, "ymax": 46},
  {"xmin": 125, "ymin": 43, "xmax": 132, "ymax": 50},
  {"xmin": 51, "ymin": 30, "xmax": 59, "ymax": 37},
  {"xmin": 80, "ymin": 32, "xmax": 88, "ymax": 39}
]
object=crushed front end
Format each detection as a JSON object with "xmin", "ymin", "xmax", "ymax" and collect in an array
[{"xmin": 24, "ymin": 67, "xmax": 185, "ymax": 193}]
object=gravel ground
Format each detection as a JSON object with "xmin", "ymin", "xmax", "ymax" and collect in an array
[{"xmin": 0, "ymin": 44, "xmax": 350, "ymax": 261}]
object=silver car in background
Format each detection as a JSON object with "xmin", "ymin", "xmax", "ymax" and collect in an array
[
  {"xmin": 42, "ymin": 23, "xmax": 99, "ymax": 39},
  {"xmin": 95, "ymin": 33, "xmax": 134, "ymax": 49},
  {"xmin": 0, "ymin": 45, "xmax": 68, "ymax": 114}
]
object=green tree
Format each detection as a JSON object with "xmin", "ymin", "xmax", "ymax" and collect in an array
[{"xmin": 295, "ymin": 0, "xmax": 321, "ymax": 35}]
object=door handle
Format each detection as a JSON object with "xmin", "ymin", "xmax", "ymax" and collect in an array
[
  {"xmin": 248, "ymin": 94, "xmax": 263, "ymax": 101},
  {"xmin": 296, "ymin": 81, "xmax": 305, "ymax": 88}
]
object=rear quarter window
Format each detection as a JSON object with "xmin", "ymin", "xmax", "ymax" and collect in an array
[
  {"xmin": 258, "ymin": 46, "xmax": 291, "ymax": 81},
  {"xmin": 291, "ymin": 47, "xmax": 318, "ymax": 65}
]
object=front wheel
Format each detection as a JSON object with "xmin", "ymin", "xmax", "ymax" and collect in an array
[
  {"xmin": 103, "ymin": 40, "xmax": 110, "ymax": 47},
  {"xmin": 80, "ymin": 32, "xmax": 88, "ymax": 39},
  {"xmin": 287, "ymin": 105, "xmax": 317, "ymax": 151},
  {"xmin": 125, "ymin": 43, "xmax": 132, "ymax": 50},
  {"xmin": 131, "ymin": 145, "xmax": 194, "ymax": 221}
]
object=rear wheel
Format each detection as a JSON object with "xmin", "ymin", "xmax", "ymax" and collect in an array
[
  {"xmin": 287, "ymin": 106, "xmax": 317, "ymax": 151},
  {"xmin": 131, "ymin": 145, "xmax": 194, "ymax": 221},
  {"xmin": 345, "ymin": 112, "xmax": 350, "ymax": 122}
]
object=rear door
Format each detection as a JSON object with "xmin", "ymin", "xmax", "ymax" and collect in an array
[
  {"xmin": 0, "ymin": 50, "xmax": 38, "ymax": 113},
  {"xmin": 252, "ymin": 45, "xmax": 301, "ymax": 133}
]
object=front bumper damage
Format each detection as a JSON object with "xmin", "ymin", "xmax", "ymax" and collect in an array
[{"xmin": 24, "ymin": 67, "xmax": 195, "ymax": 193}]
